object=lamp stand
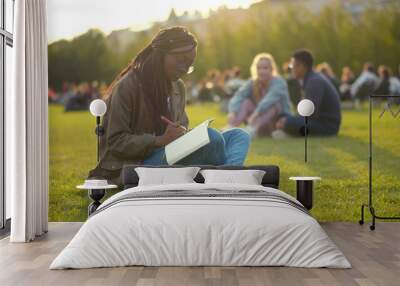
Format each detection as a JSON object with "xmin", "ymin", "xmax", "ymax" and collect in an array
[
  {"xmin": 94, "ymin": 116, "xmax": 104, "ymax": 163},
  {"xmin": 304, "ymin": 116, "xmax": 308, "ymax": 163}
]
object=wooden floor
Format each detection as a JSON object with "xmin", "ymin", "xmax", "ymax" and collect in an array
[{"xmin": 0, "ymin": 222, "xmax": 399, "ymax": 286}]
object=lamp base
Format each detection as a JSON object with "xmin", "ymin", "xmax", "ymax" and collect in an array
[
  {"xmin": 88, "ymin": 189, "xmax": 105, "ymax": 215},
  {"xmin": 95, "ymin": 125, "xmax": 105, "ymax": 136},
  {"xmin": 296, "ymin": 180, "xmax": 313, "ymax": 210}
]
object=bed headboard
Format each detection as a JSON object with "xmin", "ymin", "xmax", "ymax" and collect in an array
[{"xmin": 121, "ymin": 165, "xmax": 280, "ymax": 189}]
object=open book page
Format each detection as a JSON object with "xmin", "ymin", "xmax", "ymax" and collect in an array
[{"xmin": 165, "ymin": 119, "xmax": 214, "ymax": 165}]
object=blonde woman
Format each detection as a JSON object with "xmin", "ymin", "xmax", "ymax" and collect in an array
[{"xmin": 227, "ymin": 53, "xmax": 292, "ymax": 137}]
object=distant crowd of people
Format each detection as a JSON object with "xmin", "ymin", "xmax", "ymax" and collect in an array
[
  {"xmin": 50, "ymin": 50, "xmax": 400, "ymax": 138},
  {"xmin": 184, "ymin": 51, "xmax": 400, "ymax": 138},
  {"xmin": 316, "ymin": 62, "xmax": 400, "ymax": 108},
  {"xmin": 48, "ymin": 81, "xmax": 107, "ymax": 112},
  {"xmin": 184, "ymin": 67, "xmax": 246, "ymax": 112},
  {"xmin": 186, "ymin": 59, "xmax": 400, "ymax": 111}
]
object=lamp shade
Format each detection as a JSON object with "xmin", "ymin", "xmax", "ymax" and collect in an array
[
  {"xmin": 89, "ymin": 99, "xmax": 107, "ymax": 117},
  {"xmin": 297, "ymin": 99, "xmax": 315, "ymax": 117}
]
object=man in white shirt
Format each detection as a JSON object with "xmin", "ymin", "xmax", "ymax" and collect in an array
[{"xmin": 350, "ymin": 63, "xmax": 379, "ymax": 101}]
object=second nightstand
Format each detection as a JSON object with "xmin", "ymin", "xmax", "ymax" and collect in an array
[{"xmin": 289, "ymin": 177, "xmax": 321, "ymax": 210}]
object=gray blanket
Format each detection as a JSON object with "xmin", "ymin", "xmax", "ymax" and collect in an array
[{"xmin": 91, "ymin": 189, "xmax": 309, "ymax": 217}]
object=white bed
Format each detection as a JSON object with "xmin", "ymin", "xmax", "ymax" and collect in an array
[{"xmin": 50, "ymin": 183, "xmax": 351, "ymax": 269}]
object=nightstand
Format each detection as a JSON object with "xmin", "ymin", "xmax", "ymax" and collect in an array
[
  {"xmin": 289, "ymin": 177, "xmax": 321, "ymax": 210},
  {"xmin": 77, "ymin": 183, "xmax": 118, "ymax": 216}
]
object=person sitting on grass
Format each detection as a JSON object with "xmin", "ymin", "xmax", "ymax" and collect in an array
[
  {"xmin": 274, "ymin": 49, "xmax": 341, "ymax": 137},
  {"xmin": 226, "ymin": 53, "xmax": 292, "ymax": 138},
  {"xmin": 350, "ymin": 62, "xmax": 379, "ymax": 108},
  {"xmin": 316, "ymin": 62, "xmax": 341, "ymax": 94},
  {"xmin": 376, "ymin": 65, "xmax": 400, "ymax": 104},
  {"xmin": 87, "ymin": 26, "xmax": 250, "ymax": 186},
  {"xmin": 339, "ymin": 66, "xmax": 355, "ymax": 102}
]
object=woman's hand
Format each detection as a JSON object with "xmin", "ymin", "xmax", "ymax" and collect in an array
[{"xmin": 155, "ymin": 122, "xmax": 186, "ymax": 147}]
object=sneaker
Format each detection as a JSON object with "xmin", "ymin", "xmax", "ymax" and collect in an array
[
  {"xmin": 244, "ymin": 126, "xmax": 257, "ymax": 139},
  {"xmin": 271, "ymin": 129, "xmax": 290, "ymax": 139}
]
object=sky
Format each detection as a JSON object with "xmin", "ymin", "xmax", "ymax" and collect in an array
[{"xmin": 47, "ymin": 0, "xmax": 258, "ymax": 43}]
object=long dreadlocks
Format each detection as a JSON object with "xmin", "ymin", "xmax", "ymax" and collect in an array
[{"xmin": 106, "ymin": 26, "xmax": 197, "ymax": 135}]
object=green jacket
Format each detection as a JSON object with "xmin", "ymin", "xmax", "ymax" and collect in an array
[{"xmin": 87, "ymin": 70, "xmax": 188, "ymax": 185}]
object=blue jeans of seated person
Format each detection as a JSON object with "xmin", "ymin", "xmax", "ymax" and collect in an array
[
  {"xmin": 143, "ymin": 128, "xmax": 250, "ymax": 166},
  {"xmin": 283, "ymin": 115, "xmax": 339, "ymax": 136}
]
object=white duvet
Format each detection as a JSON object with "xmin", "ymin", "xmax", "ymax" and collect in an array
[{"xmin": 50, "ymin": 183, "xmax": 351, "ymax": 269}]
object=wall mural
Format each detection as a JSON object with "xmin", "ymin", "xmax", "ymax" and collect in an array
[{"xmin": 47, "ymin": 0, "xmax": 400, "ymax": 223}]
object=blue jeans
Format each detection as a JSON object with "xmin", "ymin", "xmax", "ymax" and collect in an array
[
  {"xmin": 143, "ymin": 128, "xmax": 250, "ymax": 166},
  {"xmin": 283, "ymin": 115, "xmax": 339, "ymax": 136}
]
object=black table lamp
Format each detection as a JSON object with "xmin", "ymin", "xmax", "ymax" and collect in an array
[
  {"xmin": 86, "ymin": 99, "xmax": 108, "ymax": 215},
  {"xmin": 297, "ymin": 99, "xmax": 315, "ymax": 163},
  {"xmin": 89, "ymin": 99, "xmax": 107, "ymax": 162},
  {"xmin": 290, "ymin": 99, "xmax": 318, "ymax": 211}
]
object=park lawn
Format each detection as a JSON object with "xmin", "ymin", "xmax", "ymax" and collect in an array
[{"xmin": 49, "ymin": 103, "xmax": 400, "ymax": 222}]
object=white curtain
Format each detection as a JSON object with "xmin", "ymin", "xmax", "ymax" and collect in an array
[{"xmin": 7, "ymin": 0, "xmax": 49, "ymax": 242}]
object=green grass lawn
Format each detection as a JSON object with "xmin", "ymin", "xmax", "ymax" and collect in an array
[{"xmin": 49, "ymin": 103, "xmax": 400, "ymax": 222}]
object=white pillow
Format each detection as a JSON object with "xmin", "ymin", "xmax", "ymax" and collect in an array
[
  {"xmin": 200, "ymin": 169, "xmax": 266, "ymax": 185},
  {"xmin": 135, "ymin": 167, "xmax": 200, "ymax": 186}
]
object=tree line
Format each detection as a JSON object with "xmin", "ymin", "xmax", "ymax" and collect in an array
[{"xmin": 48, "ymin": 1, "xmax": 400, "ymax": 90}]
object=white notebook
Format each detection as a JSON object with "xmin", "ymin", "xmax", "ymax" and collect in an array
[{"xmin": 165, "ymin": 119, "xmax": 214, "ymax": 165}]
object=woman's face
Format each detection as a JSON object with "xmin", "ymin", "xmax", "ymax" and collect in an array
[
  {"xmin": 164, "ymin": 45, "xmax": 197, "ymax": 81},
  {"xmin": 257, "ymin": 58, "xmax": 273, "ymax": 83}
]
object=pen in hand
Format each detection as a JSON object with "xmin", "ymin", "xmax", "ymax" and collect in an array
[
  {"xmin": 160, "ymin": 116, "xmax": 187, "ymax": 132},
  {"xmin": 154, "ymin": 116, "xmax": 187, "ymax": 147}
]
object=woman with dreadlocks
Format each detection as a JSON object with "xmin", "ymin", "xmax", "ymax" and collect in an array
[{"xmin": 88, "ymin": 27, "xmax": 251, "ymax": 185}]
